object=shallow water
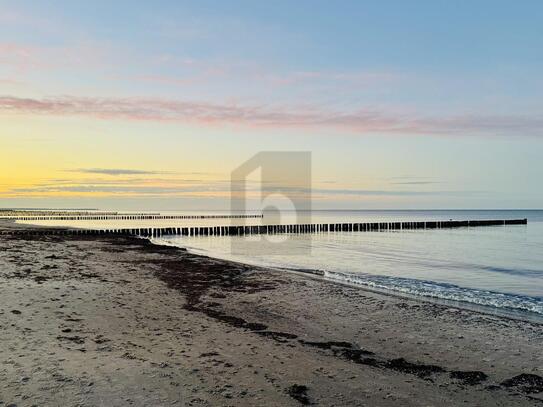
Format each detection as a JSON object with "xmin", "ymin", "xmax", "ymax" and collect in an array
[{"xmin": 155, "ymin": 210, "xmax": 543, "ymax": 320}]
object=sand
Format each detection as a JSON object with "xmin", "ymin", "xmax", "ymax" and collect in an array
[{"xmin": 1, "ymin": 227, "xmax": 542, "ymax": 406}]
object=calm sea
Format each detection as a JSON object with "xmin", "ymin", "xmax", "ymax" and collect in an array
[
  {"xmin": 156, "ymin": 210, "xmax": 543, "ymax": 321},
  {"xmin": 19, "ymin": 210, "xmax": 543, "ymax": 321}
]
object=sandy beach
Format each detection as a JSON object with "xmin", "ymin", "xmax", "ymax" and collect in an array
[{"xmin": 1, "ymin": 226, "xmax": 542, "ymax": 406}]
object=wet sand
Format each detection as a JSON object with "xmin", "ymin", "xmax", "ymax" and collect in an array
[{"xmin": 1, "ymin": 227, "xmax": 542, "ymax": 406}]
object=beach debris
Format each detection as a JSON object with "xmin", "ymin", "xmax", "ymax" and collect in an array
[
  {"xmin": 255, "ymin": 331, "xmax": 298, "ymax": 342},
  {"xmin": 93, "ymin": 335, "xmax": 110, "ymax": 344},
  {"xmin": 56, "ymin": 335, "xmax": 85, "ymax": 345},
  {"xmin": 299, "ymin": 340, "xmax": 354, "ymax": 350},
  {"xmin": 385, "ymin": 358, "xmax": 445, "ymax": 378},
  {"xmin": 34, "ymin": 275, "xmax": 49, "ymax": 284},
  {"xmin": 287, "ymin": 384, "xmax": 312, "ymax": 405},
  {"xmin": 199, "ymin": 352, "xmax": 219, "ymax": 358},
  {"xmin": 450, "ymin": 370, "xmax": 488, "ymax": 385},
  {"xmin": 244, "ymin": 322, "xmax": 268, "ymax": 331},
  {"xmin": 501, "ymin": 373, "xmax": 543, "ymax": 394}
]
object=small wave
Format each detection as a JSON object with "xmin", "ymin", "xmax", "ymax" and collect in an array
[
  {"xmin": 325, "ymin": 271, "xmax": 543, "ymax": 316},
  {"xmin": 153, "ymin": 236, "xmax": 543, "ymax": 318}
]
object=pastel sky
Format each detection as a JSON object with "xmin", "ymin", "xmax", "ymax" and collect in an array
[{"xmin": 1, "ymin": 0, "xmax": 542, "ymax": 210}]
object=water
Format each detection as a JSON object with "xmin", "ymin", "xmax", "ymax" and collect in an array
[
  {"xmin": 19, "ymin": 209, "xmax": 543, "ymax": 321},
  {"xmin": 155, "ymin": 210, "xmax": 543, "ymax": 321}
]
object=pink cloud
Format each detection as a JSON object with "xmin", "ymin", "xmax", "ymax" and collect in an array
[{"xmin": 0, "ymin": 94, "xmax": 542, "ymax": 137}]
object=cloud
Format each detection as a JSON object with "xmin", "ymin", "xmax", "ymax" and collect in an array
[
  {"xmin": 311, "ymin": 188, "xmax": 479, "ymax": 197},
  {"xmin": 6, "ymin": 175, "xmax": 481, "ymax": 199},
  {"xmin": 387, "ymin": 176, "xmax": 441, "ymax": 185},
  {"xmin": 65, "ymin": 168, "xmax": 168, "ymax": 176},
  {"xmin": 388, "ymin": 176, "xmax": 435, "ymax": 180},
  {"xmin": 1, "ymin": 94, "xmax": 542, "ymax": 137},
  {"xmin": 390, "ymin": 181, "xmax": 440, "ymax": 185}
]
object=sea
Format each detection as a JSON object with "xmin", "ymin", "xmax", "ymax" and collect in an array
[{"xmin": 18, "ymin": 209, "xmax": 543, "ymax": 322}]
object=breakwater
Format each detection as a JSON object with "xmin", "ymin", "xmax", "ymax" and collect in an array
[
  {"xmin": 2, "ymin": 214, "xmax": 263, "ymax": 221},
  {"xmin": 0, "ymin": 218, "xmax": 527, "ymax": 237}
]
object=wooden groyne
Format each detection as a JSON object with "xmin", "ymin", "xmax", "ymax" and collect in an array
[
  {"xmin": 0, "ymin": 211, "xmax": 126, "ymax": 216},
  {"xmin": 1, "ymin": 219, "xmax": 527, "ymax": 237},
  {"xmin": 2, "ymin": 214, "xmax": 264, "ymax": 221}
]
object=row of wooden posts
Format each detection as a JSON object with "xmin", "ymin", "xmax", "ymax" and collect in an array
[
  {"xmin": 1, "ymin": 214, "xmax": 264, "ymax": 221},
  {"xmin": 1, "ymin": 219, "xmax": 527, "ymax": 237},
  {"xmin": 0, "ymin": 211, "xmax": 124, "ymax": 217}
]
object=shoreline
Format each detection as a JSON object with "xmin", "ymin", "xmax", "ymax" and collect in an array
[
  {"xmin": 153, "ymin": 236, "xmax": 543, "ymax": 325},
  {"xmin": 1, "ymin": 225, "xmax": 542, "ymax": 405}
]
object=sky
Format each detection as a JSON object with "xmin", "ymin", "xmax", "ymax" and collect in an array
[{"xmin": 1, "ymin": 0, "xmax": 542, "ymax": 210}]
